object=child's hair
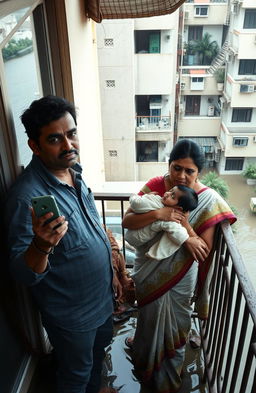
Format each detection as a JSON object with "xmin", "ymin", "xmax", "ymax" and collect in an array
[{"xmin": 176, "ymin": 185, "xmax": 198, "ymax": 212}]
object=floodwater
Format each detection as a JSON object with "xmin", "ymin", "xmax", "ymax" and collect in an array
[{"xmin": 221, "ymin": 174, "xmax": 256, "ymax": 288}]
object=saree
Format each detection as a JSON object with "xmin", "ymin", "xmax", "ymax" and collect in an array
[{"xmin": 131, "ymin": 186, "xmax": 236, "ymax": 393}]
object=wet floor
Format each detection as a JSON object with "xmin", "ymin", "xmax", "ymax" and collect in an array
[
  {"xmin": 221, "ymin": 174, "xmax": 256, "ymax": 288},
  {"xmin": 101, "ymin": 312, "xmax": 207, "ymax": 393}
]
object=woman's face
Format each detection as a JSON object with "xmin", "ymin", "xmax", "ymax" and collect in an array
[{"xmin": 169, "ymin": 157, "xmax": 199, "ymax": 189}]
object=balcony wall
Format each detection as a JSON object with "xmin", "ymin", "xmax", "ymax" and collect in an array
[
  {"xmin": 241, "ymin": 0, "xmax": 256, "ymax": 8},
  {"xmin": 231, "ymin": 30, "xmax": 256, "ymax": 60},
  {"xmin": 184, "ymin": 3, "xmax": 228, "ymax": 25},
  {"xmin": 178, "ymin": 117, "xmax": 221, "ymax": 136},
  {"xmin": 226, "ymin": 76, "xmax": 256, "ymax": 108},
  {"xmin": 180, "ymin": 73, "xmax": 222, "ymax": 95},
  {"xmin": 135, "ymin": 54, "xmax": 174, "ymax": 94},
  {"xmin": 136, "ymin": 162, "xmax": 168, "ymax": 182}
]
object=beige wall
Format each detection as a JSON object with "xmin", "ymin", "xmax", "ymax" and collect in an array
[
  {"xmin": 224, "ymin": 135, "xmax": 256, "ymax": 158},
  {"xmin": 227, "ymin": 78, "xmax": 256, "ymax": 108},
  {"xmin": 184, "ymin": 4, "xmax": 228, "ymax": 25},
  {"xmin": 232, "ymin": 31, "xmax": 256, "ymax": 60},
  {"xmin": 65, "ymin": 0, "xmax": 105, "ymax": 189},
  {"xmin": 136, "ymin": 162, "xmax": 169, "ymax": 182},
  {"xmin": 178, "ymin": 117, "xmax": 221, "ymax": 136},
  {"xmin": 180, "ymin": 74, "xmax": 221, "ymax": 95}
]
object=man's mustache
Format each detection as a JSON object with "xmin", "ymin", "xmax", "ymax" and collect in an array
[{"xmin": 59, "ymin": 149, "xmax": 79, "ymax": 158}]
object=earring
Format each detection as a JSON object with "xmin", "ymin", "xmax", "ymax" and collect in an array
[{"xmin": 195, "ymin": 177, "xmax": 198, "ymax": 183}]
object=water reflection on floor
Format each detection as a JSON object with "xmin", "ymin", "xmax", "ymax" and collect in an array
[{"xmin": 101, "ymin": 313, "xmax": 207, "ymax": 393}]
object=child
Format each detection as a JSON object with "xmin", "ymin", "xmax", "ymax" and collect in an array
[{"xmin": 125, "ymin": 185, "xmax": 198, "ymax": 260}]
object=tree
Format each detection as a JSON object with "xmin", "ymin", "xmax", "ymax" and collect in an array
[
  {"xmin": 201, "ymin": 171, "xmax": 229, "ymax": 199},
  {"xmin": 192, "ymin": 33, "xmax": 219, "ymax": 65}
]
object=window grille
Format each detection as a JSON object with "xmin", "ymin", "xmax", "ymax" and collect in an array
[
  {"xmin": 106, "ymin": 80, "xmax": 115, "ymax": 88},
  {"xmin": 104, "ymin": 38, "xmax": 114, "ymax": 47},
  {"xmin": 109, "ymin": 150, "xmax": 117, "ymax": 157}
]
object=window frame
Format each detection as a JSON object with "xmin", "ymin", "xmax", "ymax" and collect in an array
[
  {"xmin": 243, "ymin": 9, "xmax": 256, "ymax": 29},
  {"xmin": 238, "ymin": 59, "xmax": 256, "ymax": 75},
  {"xmin": 225, "ymin": 158, "xmax": 244, "ymax": 171},
  {"xmin": 231, "ymin": 108, "xmax": 252, "ymax": 122}
]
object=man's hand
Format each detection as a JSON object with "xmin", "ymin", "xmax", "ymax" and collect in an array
[{"xmin": 31, "ymin": 208, "xmax": 68, "ymax": 249}]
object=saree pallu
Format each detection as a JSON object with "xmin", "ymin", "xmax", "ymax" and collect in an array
[{"xmin": 131, "ymin": 187, "xmax": 236, "ymax": 393}]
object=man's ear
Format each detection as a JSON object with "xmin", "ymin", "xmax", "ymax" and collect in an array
[{"xmin": 28, "ymin": 139, "xmax": 40, "ymax": 155}]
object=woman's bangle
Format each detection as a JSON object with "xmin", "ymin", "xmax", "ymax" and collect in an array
[{"xmin": 32, "ymin": 238, "xmax": 54, "ymax": 255}]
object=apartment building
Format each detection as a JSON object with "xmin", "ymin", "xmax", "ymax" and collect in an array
[
  {"xmin": 177, "ymin": 0, "xmax": 229, "ymax": 168},
  {"xmin": 219, "ymin": 0, "xmax": 256, "ymax": 174},
  {"xmin": 96, "ymin": 14, "xmax": 179, "ymax": 182},
  {"xmin": 178, "ymin": 0, "xmax": 256, "ymax": 174}
]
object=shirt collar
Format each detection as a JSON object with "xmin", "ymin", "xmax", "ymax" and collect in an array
[{"xmin": 30, "ymin": 154, "xmax": 83, "ymax": 187}]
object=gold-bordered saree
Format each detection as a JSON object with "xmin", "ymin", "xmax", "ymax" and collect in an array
[{"xmin": 131, "ymin": 187, "xmax": 236, "ymax": 393}]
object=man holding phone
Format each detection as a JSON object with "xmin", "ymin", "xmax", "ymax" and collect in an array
[{"xmin": 5, "ymin": 95, "xmax": 120, "ymax": 393}]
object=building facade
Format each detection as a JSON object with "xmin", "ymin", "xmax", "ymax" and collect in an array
[{"xmin": 97, "ymin": 14, "xmax": 179, "ymax": 182}]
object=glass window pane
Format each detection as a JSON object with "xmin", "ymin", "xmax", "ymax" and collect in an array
[
  {"xmin": 0, "ymin": 8, "xmax": 30, "ymax": 44},
  {"xmin": 2, "ymin": 14, "xmax": 42, "ymax": 168}
]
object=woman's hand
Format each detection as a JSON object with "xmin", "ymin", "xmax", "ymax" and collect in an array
[
  {"xmin": 184, "ymin": 236, "xmax": 210, "ymax": 263},
  {"xmin": 155, "ymin": 206, "xmax": 185, "ymax": 224}
]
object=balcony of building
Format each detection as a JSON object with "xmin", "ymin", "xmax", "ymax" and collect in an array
[
  {"xmin": 180, "ymin": 69, "xmax": 223, "ymax": 94},
  {"xmin": 28, "ymin": 192, "xmax": 256, "ymax": 393},
  {"xmin": 225, "ymin": 74, "xmax": 256, "ymax": 108},
  {"xmin": 220, "ymin": 122, "xmax": 256, "ymax": 157},
  {"xmin": 230, "ymin": 31, "xmax": 256, "ymax": 60},
  {"xmin": 184, "ymin": 1, "xmax": 228, "ymax": 26}
]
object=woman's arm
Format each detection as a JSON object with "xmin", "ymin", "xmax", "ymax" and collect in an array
[{"xmin": 122, "ymin": 206, "xmax": 185, "ymax": 230}]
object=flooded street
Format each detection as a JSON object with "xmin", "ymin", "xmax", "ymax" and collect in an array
[{"xmin": 221, "ymin": 174, "xmax": 256, "ymax": 288}]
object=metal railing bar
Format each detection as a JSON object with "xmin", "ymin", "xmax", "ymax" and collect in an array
[
  {"xmin": 238, "ymin": 331, "xmax": 255, "ymax": 393},
  {"xmin": 221, "ymin": 221, "xmax": 256, "ymax": 326},
  {"xmin": 221, "ymin": 284, "xmax": 242, "ymax": 393},
  {"xmin": 229, "ymin": 307, "xmax": 249, "ymax": 392}
]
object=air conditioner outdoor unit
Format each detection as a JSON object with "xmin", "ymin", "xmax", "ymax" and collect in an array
[
  {"xmin": 184, "ymin": 11, "xmax": 189, "ymax": 19},
  {"xmin": 240, "ymin": 84, "xmax": 255, "ymax": 93},
  {"xmin": 180, "ymin": 82, "xmax": 186, "ymax": 90}
]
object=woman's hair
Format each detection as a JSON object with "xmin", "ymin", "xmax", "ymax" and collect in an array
[
  {"xmin": 176, "ymin": 185, "xmax": 198, "ymax": 212},
  {"xmin": 168, "ymin": 139, "xmax": 205, "ymax": 172},
  {"xmin": 21, "ymin": 95, "xmax": 77, "ymax": 144}
]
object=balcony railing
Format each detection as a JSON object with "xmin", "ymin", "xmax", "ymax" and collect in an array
[
  {"xmin": 136, "ymin": 115, "xmax": 171, "ymax": 130},
  {"xmin": 94, "ymin": 192, "xmax": 256, "ymax": 392}
]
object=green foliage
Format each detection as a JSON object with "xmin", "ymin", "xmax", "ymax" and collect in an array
[
  {"xmin": 2, "ymin": 38, "xmax": 33, "ymax": 60},
  {"xmin": 214, "ymin": 68, "xmax": 225, "ymax": 83},
  {"xmin": 201, "ymin": 171, "xmax": 229, "ymax": 199},
  {"xmin": 191, "ymin": 33, "xmax": 219, "ymax": 65},
  {"xmin": 242, "ymin": 164, "xmax": 256, "ymax": 179}
]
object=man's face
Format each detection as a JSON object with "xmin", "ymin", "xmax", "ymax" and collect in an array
[
  {"xmin": 162, "ymin": 186, "xmax": 184, "ymax": 207},
  {"xmin": 29, "ymin": 112, "xmax": 79, "ymax": 171}
]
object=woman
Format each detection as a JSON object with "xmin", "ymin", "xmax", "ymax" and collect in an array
[{"xmin": 122, "ymin": 139, "xmax": 236, "ymax": 393}]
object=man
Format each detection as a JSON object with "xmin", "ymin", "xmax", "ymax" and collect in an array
[{"xmin": 5, "ymin": 95, "xmax": 120, "ymax": 393}]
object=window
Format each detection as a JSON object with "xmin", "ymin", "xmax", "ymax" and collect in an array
[
  {"xmin": 191, "ymin": 77, "xmax": 204, "ymax": 90},
  {"xmin": 233, "ymin": 137, "xmax": 248, "ymax": 147},
  {"xmin": 188, "ymin": 26, "xmax": 203, "ymax": 41},
  {"xmin": 238, "ymin": 60, "xmax": 256, "ymax": 75},
  {"xmin": 232, "ymin": 108, "xmax": 252, "ymax": 122},
  {"xmin": 185, "ymin": 96, "xmax": 201, "ymax": 115},
  {"xmin": 225, "ymin": 158, "xmax": 244, "ymax": 171},
  {"xmin": 243, "ymin": 9, "xmax": 256, "ymax": 29},
  {"xmin": 136, "ymin": 141, "xmax": 158, "ymax": 162},
  {"xmin": 105, "ymin": 80, "xmax": 115, "ymax": 88},
  {"xmin": 194, "ymin": 6, "xmax": 208, "ymax": 17},
  {"xmin": 135, "ymin": 30, "xmax": 160, "ymax": 54},
  {"xmin": 104, "ymin": 38, "xmax": 114, "ymax": 47}
]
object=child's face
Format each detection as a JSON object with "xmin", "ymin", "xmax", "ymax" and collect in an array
[{"xmin": 162, "ymin": 186, "xmax": 184, "ymax": 207}]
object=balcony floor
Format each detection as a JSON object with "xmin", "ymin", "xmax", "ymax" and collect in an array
[{"xmin": 28, "ymin": 311, "xmax": 207, "ymax": 393}]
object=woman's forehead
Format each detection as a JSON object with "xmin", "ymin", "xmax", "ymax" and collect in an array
[{"xmin": 171, "ymin": 157, "xmax": 198, "ymax": 169}]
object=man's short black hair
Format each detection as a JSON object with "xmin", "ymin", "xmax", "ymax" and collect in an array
[
  {"xmin": 21, "ymin": 95, "xmax": 77, "ymax": 143},
  {"xmin": 176, "ymin": 185, "xmax": 198, "ymax": 212}
]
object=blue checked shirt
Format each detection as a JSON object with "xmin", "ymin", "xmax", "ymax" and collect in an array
[{"xmin": 5, "ymin": 155, "xmax": 113, "ymax": 331}]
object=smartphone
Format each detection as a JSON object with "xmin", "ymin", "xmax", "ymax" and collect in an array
[{"xmin": 31, "ymin": 195, "xmax": 61, "ymax": 225}]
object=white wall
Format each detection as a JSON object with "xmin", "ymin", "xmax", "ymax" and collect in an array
[{"xmin": 65, "ymin": 0, "xmax": 106, "ymax": 190}]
